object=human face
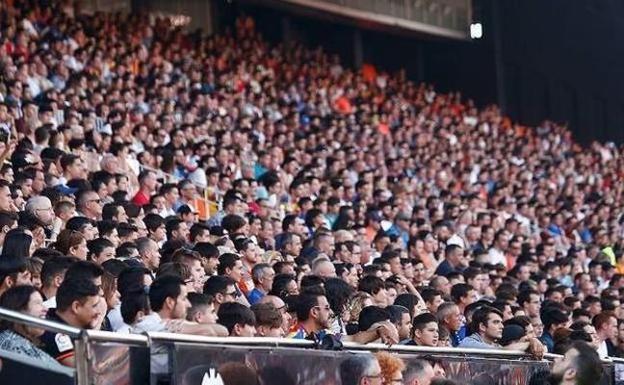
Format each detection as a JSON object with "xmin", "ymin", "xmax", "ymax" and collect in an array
[
  {"xmin": 397, "ymin": 312, "xmax": 412, "ymax": 340},
  {"xmin": 415, "ymin": 321, "xmax": 439, "ymax": 347},
  {"xmin": 18, "ymin": 291, "xmax": 45, "ymax": 336},
  {"xmin": 95, "ymin": 246, "xmax": 116, "ymax": 265},
  {"xmin": 75, "ymin": 295, "xmax": 102, "ymax": 329},
  {"xmin": 228, "ymin": 260, "xmax": 244, "ymax": 282},
  {"xmin": 172, "ymin": 285, "xmax": 191, "ymax": 319},
  {"xmin": 549, "ymin": 347, "xmax": 580, "ymax": 383},
  {"xmin": 189, "ymin": 260, "xmax": 206, "ymax": 293},
  {"xmin": 482, "ymin": 313, "xmax": 504, "ymax": 342},
  {"xmin": 427, "ymin": 295, "xmax": 444, "ymax": 314},
  {"xmin": 413, "ymin": 262, "xmax": 427, "ymax": 284},
  {"xmin": 524, "ymin": 294, "xmax": 541, "ymax": 318},
  {"xmin": 236, "ymin": 323, "xmax": 257, "ymax": 337},
  {"xmin": 153, "ymin": 224, "xmax": 166, "ymax": 242},
  {"xmin": 144, "ymin": 241, "xmax": 161, "ymax": 270},
  {"xmin": 260, "ymin": 267, "xmax": 275, "ymax": 292},
  {"xmin": 313, "ymin": 296, "xmax": 332, "ymax": 329},
  {"xmin": 34, "ymin": 200, "xmax": 55, "ymax": 226},
  {"xmin": 373, "ymin": 287, "xmax": 388, "ymax": 307},
  {"xmin": 196, "ymin": 303, "xmax": 217, "ymax": 324},
  {"xmin": 81, "ymin": 223, "xmax": 98, "ymax": 241},
  {"xmin": 71, "ymin": 239, "xmax": 89, "ymax": 260},
  {"xmin": 176, "ymin": 222, "xmax": 190, "ymax": 241},
  {"xmin": 0, "ymin": 186, "xmax": 14, "ymax": 211},
  {"xmin": 387, "ymin": 287, "xmax": 398, "ymax": 305},
  {"xmin": 604, "ymin": 316, "xmax": 618, "ymax": 340},
  {"xmin": 445, "ymin": 305, "xmax": 462, "ymax": 332},
  {"xmin": 222, "ymin": 285, "xmax": 239, "ymax": 304}
]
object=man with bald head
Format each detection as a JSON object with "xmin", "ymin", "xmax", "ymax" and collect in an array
[
  {"xmin": 25, "ymin": 196, "xmax": 55, "ymax": 227},
  {"xmin": 259, "ymin": 295, "xmax": 292, "ymax": 334},
  {"xmin": 312, "ymin": 258, "xmax": 337, "ymax": 278}
]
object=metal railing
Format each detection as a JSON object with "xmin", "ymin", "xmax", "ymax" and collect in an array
[{"xmin": 0, "ymin": 306, "xmax": 619, "ymax": 385}]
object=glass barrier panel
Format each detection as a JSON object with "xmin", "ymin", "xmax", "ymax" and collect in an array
[
  {"xmin": 164, "ymin": 342, "xmax": 554, "ymax": 385},
  {"xmin": 0, "ymin": 348, "xmax": 75, "ymax": 385},
  {"xmin": 86, "ymin": 341, "xmax": 150, "ymax": 385}
]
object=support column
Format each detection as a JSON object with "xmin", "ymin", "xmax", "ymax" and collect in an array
[{"xmin": 353, "ymin": 28, "xmax": 363, "ymax": 68}]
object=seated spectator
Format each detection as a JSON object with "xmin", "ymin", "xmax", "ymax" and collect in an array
[
  {"xmin": 408, "ymin": 313, "xmax": 440, "ymax": 347},
  {"xmin": 133, "ymin": 275, "xmax": 227, "ymax": 336},
  {"xmin": 459, "ymin": 306, "xmax": 545, "ymax": 357},
  {"xmin": 251, "ymin": 303, "xmax": 284, "ymax": 337},
  {"xmin": 186, "ymin": 293, "xmax": 217, "ymax": 325},
  {"xmin": 217, "ymin": 302, "xmax": 256, "ymax": 337},
  {"xmin": 0, "ymin": 285, "xmax": 60, "ymax": 367}
]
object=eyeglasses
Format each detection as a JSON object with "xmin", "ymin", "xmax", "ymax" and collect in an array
[
  {"xmin": 225, "ymin": 291, "xmax": 240, "ymax": 298},
  {"xmin": 314, "ymin": 305, "xmax": 331, "ymax": 311},
  {"xmin": 89, "ymin": 198, "xmax": 101, "ymax": 204}
]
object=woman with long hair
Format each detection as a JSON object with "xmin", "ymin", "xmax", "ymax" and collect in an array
[
  {"xmin": 1, "ymin": 227, "xmax": 33, "ymax": 258},
  {"xmin": 0, "ymin": 285, "xmax": 60, "ymax": 366}
]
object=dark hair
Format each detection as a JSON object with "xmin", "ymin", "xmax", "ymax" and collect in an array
[
  {"xmin": 450, "ymin": 283, "xmax": 474, "ymax": 303},
  {"xmin": 149, "ymin": 275, "xmax": 185, "ymax": 312},
  {"xmin": 217, "ymin": 302, "xmax": 256, "ymax": 335},
  {"xmin": 517, "ymin": 289, "xmax": 539, "ymax": 308},
  {"xmin": 64, "ymin": 261, "xmax": 104, "ymax": 282},
  {"xmin": 295, "ymin": 293, "xmax": 322, "ymax": 322},
  {"xmin": 187, "ymin": 292, "xmax": 213, "ymax": 321},
  {"xmin": 358, "ymin": 275, "xmax": 385, "ymax": 295},
  {"xmin": 222, "ymin": 214, "xmax": 246, "ymax": 235},
  {"xmin": 41, "ymin": 256, "xmax": 75, "ymax": 287},
  {"xmin": 0, "ymin": 285, "xmax": 38, "ymax": 329},
  {"xmin": 358, "ymin": 306, "xmax": 390, "ymax": 331},
  {"xmin": 412, "ymin": 312, "xmax": 438, "ymax": 334},
  {"xmin": 193, "ymin": 242, "xmax": 219, "ymax": 259},
  {"xmin": 269, "ymin": 274, "xmax": 296, "ymax": 299},
  {"xmin": 143, "ymin": 213, "xmax": 164, "ymax": 233},
  {"xmin": 0, "ymin": 255, "xmax": 27, "ymax": 286},
  {"xmin": 118, "ymin": 266, "xmax": 151, "ymax": 297},
  {"xmin": 56, "ymin": 278, "xmax": 100, "ymax": 312},
  {"xmin": 121, "ymin": 292, "xmax": 150, "ymax": 324},
  {"xmin": 189, "ymin": 223, "xmax": 210, "ymax": 243},
  {"xmin": 1, "ymin": 228, "xmax": 32, "ymax": 259},
  {"xmin": 393, "ymin": 293, "xmax": 419, "ymax": 318},
  {"xmin": 470, "ymin": 306, "xmax": 503, "ymax": 335},
  {"xmin": 203, "ymin": 275, "xmax": 236, "ymax": 297},
  {"xmin": 386, "ymin": 305, "xmax": 409, "ymax": 325},
  {"xmin": 87, "ymin": 238, "xmax": 115, "ymax": 260},
  {"xmin": 217, "ymin": 253, "xmax": 240, "ymax": 276},
  {"xmin": 324, "ymin": 277, "xmax": 354, "ymax": 316}
]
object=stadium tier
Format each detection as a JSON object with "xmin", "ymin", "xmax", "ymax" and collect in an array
[{"xmin": 0, "ymin": 1, "xmax": 621, "ymax": 385}]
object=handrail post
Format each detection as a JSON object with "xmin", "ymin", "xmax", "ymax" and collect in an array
[{"xmin": 74, "ymin": 332, "xmax": 90, "ymax": 385}]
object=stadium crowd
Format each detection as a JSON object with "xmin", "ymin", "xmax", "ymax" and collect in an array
[{"xmin": 0, "ymin": 1, "xmax": 615, "ymax": 384}]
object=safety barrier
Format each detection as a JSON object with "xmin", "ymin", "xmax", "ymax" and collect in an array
[{"xmin": 0, "ymin": 307, "xmax": 619, "ymax": 385}]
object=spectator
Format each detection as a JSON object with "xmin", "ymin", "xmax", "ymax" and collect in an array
[
  {"xmin": 251, "ymin": 303, "xmax": 284, "ymax": 337},
  {"xmin": 217, "ymin": 302, "xmax": 256, "ymax": 337},
  {"xmin": 0, "ymin": 285, "xmax": 60, "ymax": 367},
  {"xmin": 408, "ymin": 313, "xmax": 440, "ymax": 347}
]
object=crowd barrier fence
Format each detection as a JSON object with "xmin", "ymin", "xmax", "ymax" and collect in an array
[{"xmin": 0, "ymin": 307, "xmax": 620, "ymax": 385}]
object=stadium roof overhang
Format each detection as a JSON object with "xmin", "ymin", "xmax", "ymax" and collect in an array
[{"xmin": 240, "ymin": 0, "xmax": 471, "ymax": 41}]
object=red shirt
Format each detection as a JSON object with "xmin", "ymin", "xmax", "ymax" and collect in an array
[{"xmin": 132, "ymin": 190, "xmax": 150, "ymax": 206}]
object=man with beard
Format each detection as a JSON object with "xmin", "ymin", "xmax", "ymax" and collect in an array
[{"xmin": 547, "ymin": 341, "xmax": 602, "ymax": 385}]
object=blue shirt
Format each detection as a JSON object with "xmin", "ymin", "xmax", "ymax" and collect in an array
[
  {"xmin": 247, "ymin": 288, "xmax": 265, "ymax": 305},
  {"xmin": 539, "ymin": 331, "xmax": 554, "ymax": 353}
]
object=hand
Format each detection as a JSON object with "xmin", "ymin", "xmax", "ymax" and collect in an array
[{"xmin": 372, "ymin": 321, "xmax": 399, "ymax": 345}]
